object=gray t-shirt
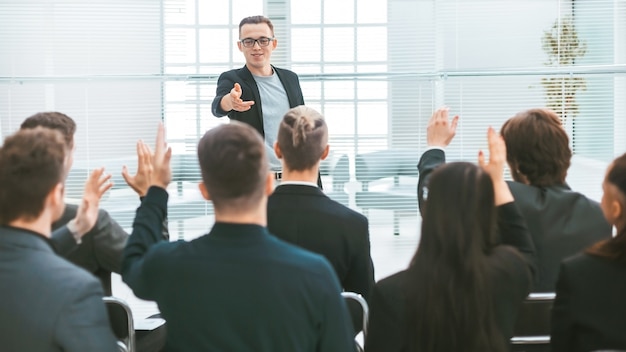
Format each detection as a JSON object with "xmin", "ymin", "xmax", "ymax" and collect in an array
[{"xmin": 253, "ymin": 72, "xmax": 290, "ymax": 170}]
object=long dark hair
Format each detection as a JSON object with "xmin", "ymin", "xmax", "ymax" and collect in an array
[
  {"xmin": 587, "ymin": 152, "xmax": 626, "ymax": 261},
  {"xmin": 406, "ymin": 162, "xmax": 507, "ymax": 352}
]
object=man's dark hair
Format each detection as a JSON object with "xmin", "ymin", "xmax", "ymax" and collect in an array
[
  {"xmin": 20, "ymin": 112, "xmax": 76, "ymax": 149},
  {"xmin": 500, "ymin": 108, "xmax": 571, "ymax": 186},
  {"xmin": 0, "ymin": 127, "xmax": 68, "ymax": 224},
  {"xmin": 239, "ymin": 15, "xmax": 274, "ymax": 37},
  {"xmin": 197, "ymin": 121, "xmax": 268, "ymax": 212},
  {"xmin": 277, "ymin": 106, "xmax": 328, "ymax": 171}
]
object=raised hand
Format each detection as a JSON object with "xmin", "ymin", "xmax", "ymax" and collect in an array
[
  {"xmin": 71, "ymin": 167, "xmax": 114, "ymax": 237},
  {"xmin": 122, "ymin": 140, "xmax": 153, "ymax": 197},
  {"xmin": 228, "ymin": 83, "xmax": 255, "ymax": 112},
  {"xmin": 150, "ymin": 122, "xmax": 172, "ymax": 189},
  {"xmin": 478, "ymin": 127, "xmax": 513, "ymax": 205},
  {"xmin": 427, "ymin": 106, "xmax": 459, "ymax": 147}
]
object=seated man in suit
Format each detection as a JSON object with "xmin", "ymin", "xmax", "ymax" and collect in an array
[
  {"xmin": 418, "ymin": 107, "xmax": 611, "ymax": 292},
  {"xmin": 122, "ymin": 122, "xmax": 354, "ymax": 351},
  {"xmin": 21, "ymin": 112, "xmax": 168, "ymax": 352},
  {"xmin": 0, "ymin": 127, "xmax": 117, "ymax": 351},
  {"xmin": 20, "ymin": 112, "xmax": 167, "ymax": 295},
  {"xmin": 267, "ymin": 105, "xmax": 374, "ymax": 334}
]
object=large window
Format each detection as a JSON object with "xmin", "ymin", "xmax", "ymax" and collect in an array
[{"xmin": 1, "ymin": 0, "xmax": 625, "ymax": 240}]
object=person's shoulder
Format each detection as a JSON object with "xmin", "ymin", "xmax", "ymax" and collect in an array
[
  {"xmin": 320, "ymin": 195, "xmax": 369, "ymax": 224},
  {"xmin": 268, "ymin": 235, "xmax": 336, "ymax": 274},
  {"xmin": 218, "ymin": 67, "xmax": 245, "ymax": 79},
  {"xmin": 376, "ymin": 270, "xmax": 410, "ymax": 291},
  {"xmin": 143, "ymin": 240, "xmax": 187, "ymax": 260},
  {"xmin": 562, "ymin": 251, "xmax": 613, "ymax": 270},
  {"xmin": 36, "ymin": 253, "xmax": 102, "ymax": 291},
  {"xmin": 274, "ymin": 66, "xmax": 299, "ymax": 77}
]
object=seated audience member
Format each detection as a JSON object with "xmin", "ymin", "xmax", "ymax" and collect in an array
[
  {"xmin": 420, "ymin": 107, "xmax": 611, "ymax": 291},
  {"xmin": 267, "ymin": 105, "xmax": 374, "ymax": 334},
  {"xmin": 365, "ymin": 108, "xmax": 535, "ymax": 352},
  {"xmin": 122, "ymin": 122, "xmax": 354, "ymax": 351},
  {"xmin": 21, "ymin": 112, "xmax": 166, "ymax": 295},
  {"xmin": 21, "ymin": 112, "xmax": 168, "ymax": 352},
  {"xmin": 551, "ymin": 152, "xmax": 626, "ymax": 352},
  {"xmin": 0, "ymin": 127, "xmax": 117, "ymax": 351}
]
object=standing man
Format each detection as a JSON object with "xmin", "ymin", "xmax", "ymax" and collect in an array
[
  {"xmin": 212, "ymin": 15, "xmax": 322, "ymax": 187},
  {"xmin": 0, "ymin": 127, "xmax": 117, "ymax": 351},
  {"xmin": 268, "ymin": 106, "xmax": 374, "ymax": 334},
  {"xmin": 122, "ymin": 122, "xmax": 353, "ymax": 351}
]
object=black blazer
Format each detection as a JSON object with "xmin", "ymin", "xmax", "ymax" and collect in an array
[
  {"xmin": 267, "ymin": 184, "xmax": 375, "ymax": 297},
  {"xmin": 417, "ymin": 148, "xmax": 610, "ymax": 292},
  {"xmin": 211, "ymin": 64, "xmax": 305, "ymax": 137},
  {"xmin": 507, "ymin": 182, "xmax": 611, "ymax": 291},
  {"xmin": 267, "ymin": 184, "xmax": 374, "ymax": 333},
  {"xmin": 551, "ymin": 253, "xmax": 626, "ymax": 352}
]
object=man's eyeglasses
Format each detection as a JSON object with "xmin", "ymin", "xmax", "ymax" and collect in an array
[{"xmin": 240, "ymin": 37, "xmax": 274, "ymax": 48}]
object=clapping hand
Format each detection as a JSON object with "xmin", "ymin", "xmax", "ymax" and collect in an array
[
  {"xmin": 150, "ymin": 123, "xmax": 172, "ymax": 190},
  {"xmin": 71, "ymin": 168, "xmax": 114, "ymax": 237},
  {"xmin": 478, "ymin": 127, "xmax": 514, "ymax": 205},
  {"xmin": 122, "ymin": 140, "xmax": 153, "ymax": 197}
]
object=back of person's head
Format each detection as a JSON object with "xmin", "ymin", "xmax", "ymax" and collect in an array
[
  {"xmin": 20, "ymin": 112, "xmax": 76, "ymax": 149},
  {"xmin": 500, "ymin": 108, "xmax": 571, "ymax": 187},
  {"xmin": 587, "ymin": 152, "xmax": 626, "ymax": 261},
  {"xmin": 197, "ymin": 121, "xmax": 268, "ymax": 212},
  {"xmin": 408, "ymin": 162, "xmax": 506, "ymax": 351},
  {"xmin": 0, "ymin": 128, "xmax": 68, "ymax": 225},
  {"xmin": 276, "ymin": 105, "xmax": 328, "ymax": 171},
  {"xmin": 239, "ymin": 15, "xmax": 274, "ymax": 35}
]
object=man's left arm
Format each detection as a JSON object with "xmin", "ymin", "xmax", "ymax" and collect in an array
[
  {"xmin": 122, "ymin": 125, "xmax": 172, "ymax": 300},
  {"xmin": 122, "ymin": 186, "xmax": 169, "ymax": 300}
]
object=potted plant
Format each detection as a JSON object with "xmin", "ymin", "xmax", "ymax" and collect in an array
[{"xmin": 541, "ymin": 16, "xmax": 587, "ymax": 135}]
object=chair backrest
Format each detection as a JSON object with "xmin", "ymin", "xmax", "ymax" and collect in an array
[
  {"xmin": 104, "ymin": 296, "xmax": 135, "ymax": 352},
  {"xmin": 342, "ymin": 291, "xmax": 369, "ymax": 352},
  {"xmin": 354, "ymin": 149, "xmax": 417, "ymax": 184},
  {"xmin": 511, "ymin": 292, "xmax": 555, "ymax": 347}
]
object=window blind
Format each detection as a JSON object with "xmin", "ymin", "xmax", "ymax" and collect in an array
[{"xmin": 1, "ymin": 0, "xmax": 625, "ymax": 243}]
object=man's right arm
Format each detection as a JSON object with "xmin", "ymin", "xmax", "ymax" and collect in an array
[{"xmin": 212, "ymin": 71, "xmax": 236, "ymax": 117}]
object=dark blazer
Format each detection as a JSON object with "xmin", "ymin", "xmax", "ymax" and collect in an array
[
  {"xmin": 417, "ymin": 148, "xmax": 610, "ymax": 292},
  {"xmin": 122, "ymin": 187, "xmax": 355, "ymax": 352},
  {"xmin": 365, "ymin": 204, "xmax": 534, "ymax": 351},
  {"xmin": 52, "ymin": 204, "xmax": 128, "ymax": 274},
  {"xmin": 267, "ymin": 184, "xmax": 375, "ymax": 332},
  {"xmin": 211, "ymin": 64, "xmax": 305, "ymax": 137},
  {"xmin": 0, "ymin": 225, "xmax": 117, "ymax": 352},
  {"xmin": 551, "ymin": 253, "xmax": 626, "ymax": 352},
  {"xmin": 51, "ymin": 204, "xmax": 129, "ymax": 295}
]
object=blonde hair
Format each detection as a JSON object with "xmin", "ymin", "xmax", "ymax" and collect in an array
[{"xmin": 277, "ymin": 106, "xmax": 328, "ymax": 171}]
